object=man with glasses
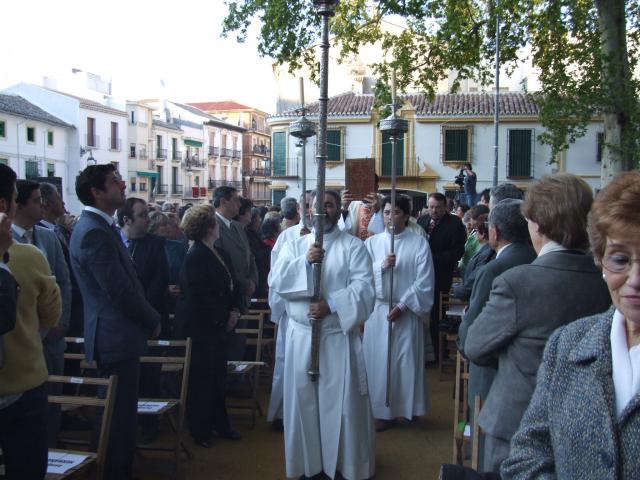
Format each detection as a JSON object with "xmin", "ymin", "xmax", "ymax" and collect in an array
[{"xmin": 117, "ymin": 197, "xmax": 170, "ymax": 444}]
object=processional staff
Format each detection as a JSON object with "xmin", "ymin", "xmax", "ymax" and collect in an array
[
  {"xmin": 308, "ymin": 0, "xmax": 338, "ymax": 382},
  {"xmin": 379, "ymin": 71, "xmax": 408, "ymax": 406}
]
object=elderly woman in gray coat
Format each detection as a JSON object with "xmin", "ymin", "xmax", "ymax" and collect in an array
[{"xmin": 502, "ymin": 170, "xmax": 640, "ymax": 479}]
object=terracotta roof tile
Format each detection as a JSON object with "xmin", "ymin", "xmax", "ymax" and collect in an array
[
  {"xmin": 188, "ymin": 100, "xmax": 252, "ymax": 111},
  {"xmin": 272, "ymin": 91, "xmax": 539, "ymax": 119}
]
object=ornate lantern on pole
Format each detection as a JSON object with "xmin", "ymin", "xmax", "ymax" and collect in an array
[
  {"xmin": 289, "ymin": 77, "xmax": 316, "ymax": 229},
  {"xmin": 378, "ymin": 71, "xmax": 408, "ymax": 406},
  {"xmin": 307, "ymin": 0, "xmax": 339, "ymax": 382}
]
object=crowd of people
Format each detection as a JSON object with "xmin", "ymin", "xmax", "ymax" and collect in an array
[{"xmin": 0, "ymin": 159, "xmax": 638, "ymax": 480}]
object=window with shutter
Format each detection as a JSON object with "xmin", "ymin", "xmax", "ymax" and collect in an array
[
  {"xmin": 442, "ymin": 127, "xmax": 472, "ymax": 163},
  {"xmin": 381, "ymin": 131, "xmax": 404, "ymax": 176},
  {"xmin": 0, "ymin": 121, "xmax": 5, "ymax": 138},
  {"xmin": 507, "ymin": 129, "xmax": 533, "ymax": 178},
  {"xmin": 597, "ymin": 132, "xmax": 604, "ymax": 162},
  {"xmin": 272, "ymin": 131, "xmax": 287, "ymax": 176},
  {"xmin": 272, "ymin": 189, "xmax": 286, "ymax": 206},
  {"xmin": 327, "ymin": 130, "xmax": 342, "ymax": 162}
]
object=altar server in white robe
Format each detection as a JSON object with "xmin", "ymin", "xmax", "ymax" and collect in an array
[
  {"xmin": 363, "ymin": 195, "xmax": 435, "ymax": 429},
  {"xmin": 271, "ymin": 190, "xmax": 376, "ymax": 480},
  {"xmin": 267, "ymin": 195, "xmax": 311, "ymax": 425}
]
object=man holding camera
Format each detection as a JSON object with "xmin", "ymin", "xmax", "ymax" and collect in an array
[{"xmin": 458, "ymin": 163, "xmax": 477, "ymax": 206}]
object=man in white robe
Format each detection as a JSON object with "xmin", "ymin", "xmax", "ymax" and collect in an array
[
  {"xmin": 271, "ymin": 191, "xmax": 375, "ymax": 480},
  {"xmin": 363, "ymin": 196, "xmax": 435, "ymax": 428}
]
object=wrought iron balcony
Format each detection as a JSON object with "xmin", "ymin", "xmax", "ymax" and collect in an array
[
  {"xmin": 251, "ymin": 168, "xmax": 271, "ymax": 177},
  {"xmin": 171, "ymin": 184, "xmax": 183, "ymax": 195},
  {"xmin": 156, "ymin": 148, "xmax": 167, "ymax": 159},
  {"xmin": 232, "ymin": 149, "xmax": 241, "ymax": 159},
  {"xmin": 172, "ymin": 150, "xmax": 182, "ymax": 161},
  {"xmin": 221, "ymin": 148, "xmax": 232, "ymax": 157},
  {"xmin": 158, "ymin": 184, "xmax": 169, "ymax": 194},
  {"xmin": 208, "ymin": 146, "xmax": 219, "ymax": 157},
  {"xmin": 252, "ymin": 145, "xmax": 271, "ymax": 156}
]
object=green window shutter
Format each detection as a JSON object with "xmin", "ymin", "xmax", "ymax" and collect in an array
[
  {"xmin": 273, "ymin": 132, "xmax": 286, "ymax": 176},
  {"xmin": 508, "ymin": 129, "xmax": 533, "ymax": 178},
  {"xmin": 381, "ymin": 132, "xmax": 404, "ymax": 176},
  {"xmin": 25, "ymin": 161, "xmax": 39, "ymax": 179},
  {"xmin": 47, "ymin": 131, "xmax": 54, "ymax": 146},
  {"xmin": 272, "ymin": 189, "xmax": 286, "ymax": 206},
  {"xmin": 327, "ymin": 130, "xmax": 341, "ymax": 162},
  {"xmin": 0, "ymin": 121, "xmax": 5, "ymax": 137},
  {"xmin": 444, "ymin": 129, "xmax": 468, "ymax": 162}
]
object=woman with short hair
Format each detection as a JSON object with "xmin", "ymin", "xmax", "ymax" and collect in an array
[
  {"xmin": 502, "ymin": 171, "xmax": 640, "ymax": 479},
  {"xmin": 177, "ymin": 204, "xmax": 241, "ymax": 447},
  {"xmin": 464, "ymin": 173, "xmax": 612, "ymax": 473}
]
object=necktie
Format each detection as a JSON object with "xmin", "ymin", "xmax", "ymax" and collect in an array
[
  {"xmin": 428, "ymin": 219, "xmax": 437, "ymax": 235},
  {"xmin": 128, "ymin": 238, "xmax": 138, "ymax": 258}
]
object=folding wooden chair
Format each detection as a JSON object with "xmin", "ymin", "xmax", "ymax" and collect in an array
[
  {"xmin": 136, "ymin": 338, "xmax": 192, "ymax": 475},
  {"xmin": 452, "ymin": 352, "xmax": 471, "ymax": 464},
  {"xmin": 46, "ymin": 374, "xmax": 118, "ymax": 480},
  {"xmin": 248, "ymin": 300, "xmax": 275, "ymax": 383},
  {"xmin": 227, "ymin": 313, "xmax": 267, "ymax": 428},
  {"xmin": 438, "ymin": 292, "xmax": 467, "ymax": 380}
]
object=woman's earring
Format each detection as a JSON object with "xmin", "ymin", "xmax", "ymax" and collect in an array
[{"xmin": 602, "ymin": 273, "xmax": 606, "ymax": 280}]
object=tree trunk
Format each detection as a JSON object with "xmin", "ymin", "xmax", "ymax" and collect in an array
[{"xmin": 596, "ymin": 0, "xmax": 635, "ymax": 186}]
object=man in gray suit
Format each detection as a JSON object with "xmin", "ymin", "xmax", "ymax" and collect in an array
[
  {"xmin": 70, "ymin": 164, "xmax": 160, "ymax": 480},
  {"xmin": 457, "ymin": 199, "xmax": 536, "ymax": 469},
  {"xmin": 12, "ymin": 179, "xmax": 71, "ymax": 447},
  {"xmin": 213, "ymin": 186, "xmax": 258, "ymax": 313},
  {"xmin": 213, "ymin": 186, "xmax": 258, "ymax": 360}
]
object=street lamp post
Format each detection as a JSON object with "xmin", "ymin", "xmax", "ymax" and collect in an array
[{"xmin": 289, "ymin": 77, "xmax": 316, "ymax": 229}]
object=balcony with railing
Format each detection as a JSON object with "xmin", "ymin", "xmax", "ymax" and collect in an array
[
  {"xmin": 208, "ymin": 146, "xmax": 219, "ymax": 157},
  {"xmin": 184, "ymin": 154, "xmax": 205, "ymax": 169},
  {"xmin": 158, "ymin": 184, "xmax": 169, "ymax": 194},
  {"xmin": 109, "ymin": 138, "xmax": 121, "ymax": 151},
  {"xmin": 171, "ymin": 184, "xmax": 183, "ymax": 195},
  {"xmin": 172, "ymin": 150, "xmax": 182, "ymax": 161},
  {"xmin": 184, "ymin": 186, "xmax": 209, "ymax": 199},
  {"xmin": 208, "ymin": 179, "xmax": 243, "ymax": 190},
  {"xmin": 156, "ymin": 148, "xmax": 167, "ymax": 159},
  {"xmin": 250, "ymin": 168, "xmax": 271, "ymax": 177},
  {"xmin": 232, "ymin": 149, "xmax": 241, "ymax": 159},
  {"xmin": 220, "ymin": 148, "xmax": 232, "ymax": 157},
  {"xmin": 252, "ymin": 144, "xmax": 271, "ymax": 156}
]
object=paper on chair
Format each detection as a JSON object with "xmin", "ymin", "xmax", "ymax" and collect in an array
[
  {"xmin": 234, "ymin": 364, "xmax": 250, "ymax": 372},
  {"xmin": 47, "ymin": 451, "xmax": 89, "ymax": 474},
  {"xmin": 137, "ymin": 401, "xmax": 169, "ymax": 413}
]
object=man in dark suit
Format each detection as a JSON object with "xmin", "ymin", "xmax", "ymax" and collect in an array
[
  {"xmin": 0, "ymin": 210, "xmax": 17, "ymax": 369},
  {"xmin": 213, "ymin": 186, "xmax": 258, "ymax": 360},
  {"xmin": 456, "ymin": 199, "xmax": 536, "ymax": 470},
  {"xmin": 117, "ymin": 197, "xmax": 170, "ymax": 443},
  {"xmin": 418, "ymin": 192, "xmax": 466, "ymax": 358},
  {"xmin": 70, "ymin": 164, "xmax": 160, "ymax": 480}
]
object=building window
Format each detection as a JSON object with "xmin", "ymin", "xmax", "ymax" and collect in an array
[
  {"xmin": 47, "ymin": 163, "xmax": 55, "ymax": 177},
  {"xmin": 130, "ymin": 144, "xmax": 136, "ymax": 158},
  {"xmin": 597, "ymin": 132, "xmax": 604, "ymax": 162},
  {"xmin": 25, "ymin": 160, "xmax": 39, "ymax": 179},
  {"xmin": 140, "ymin": 182, "xmax": 147, "ymax": 192},
  {"xmin": 87, "ymin": 117, "xmax": 96, "ymax": 147},
  {"xmin": 0, "ymin": 120, "xmax": 5, "ymax": 139},
  {"xmin": 507, "ymin": 129, "xmax": 534, "ymax": 179},
  {"xmin": 381, "ymin": 131, "xmax": 404, "ymax": 176},
  {"xmin": 130, "ymin": 111, "xmax": 135, "ymax": 125},
  {"xmin": 47, "ymin": 131, "xmax": 54, "ymax": 146},
  {"xmin": 441, "ymin": 126, "xmax": 472, "ymax": 163},
  {"xmin": 26, "ymin": 126, "xmax": 35, "ymax": 143},
  {"xmin": 327, "ymin": 129, "xmax": 343, "ymax": 162},
  {"xmin": 130, "ymin": 179, "xmax": 137, "ymax": 192},
  {"xmin": 272, "ymin": 131, "xmax": 287, "ymax": 176},
  {"xmin": 272, "ymin": 189, "xmax": 286, "ymax": 206},
  {"xmin": 110, "ymin": 122, "xmax": 119, "ymax": 150}
]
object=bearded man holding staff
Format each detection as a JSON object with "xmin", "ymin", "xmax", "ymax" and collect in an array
[
  {"xmin": 271, "ymin": 190, "xmax": 375, "ymax": 480},
  {"xmin": 363, "ymin": 195, "xmax": 435, "ymax": 430}
]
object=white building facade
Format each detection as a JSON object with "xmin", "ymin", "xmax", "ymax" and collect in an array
[{"xmin": 267, "ymin": 92, "xmax": 604, "ymax": 211}]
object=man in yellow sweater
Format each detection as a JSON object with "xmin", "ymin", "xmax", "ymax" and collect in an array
[{"xmin": 0, "ymin": 164, "xmax": 62, "ymax": 480}]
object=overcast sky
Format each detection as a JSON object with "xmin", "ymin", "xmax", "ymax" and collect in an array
[{"xmin": 1, "ymin": 0, "xmax": 279, "ymax": 113}]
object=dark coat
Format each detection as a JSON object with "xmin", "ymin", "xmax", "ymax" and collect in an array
[
  {"xmin": 451, "ymin": 243, "xmax": 496, "ymax": 301},
  {"xmin": 177, "ymin": 241, "xmax": 241, "ymax": 340},
  {"xmin": 0, "ymin": 268, "xmax": 18, "ymax": 369},
  {"xmin": 465, "ymin": 250, "xmax": 611, "ymax": 443},
  {"xmin": 69, "ymin": 210, "xmax": 160, "ymax": 364},
  {"xmin": 458, "ymin": 242, "xmax": 537, "ymax": 411},
  {"xmin": 418, "ymin": 212, "xmax": 466, "ymax": 293},
  {"xmin": 128, "ymin": 233, "xmax": 170, "ymax": 328},
  {"xmin": 502, "ymin": 308, "xmax": 640, "ymax": 480}
]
